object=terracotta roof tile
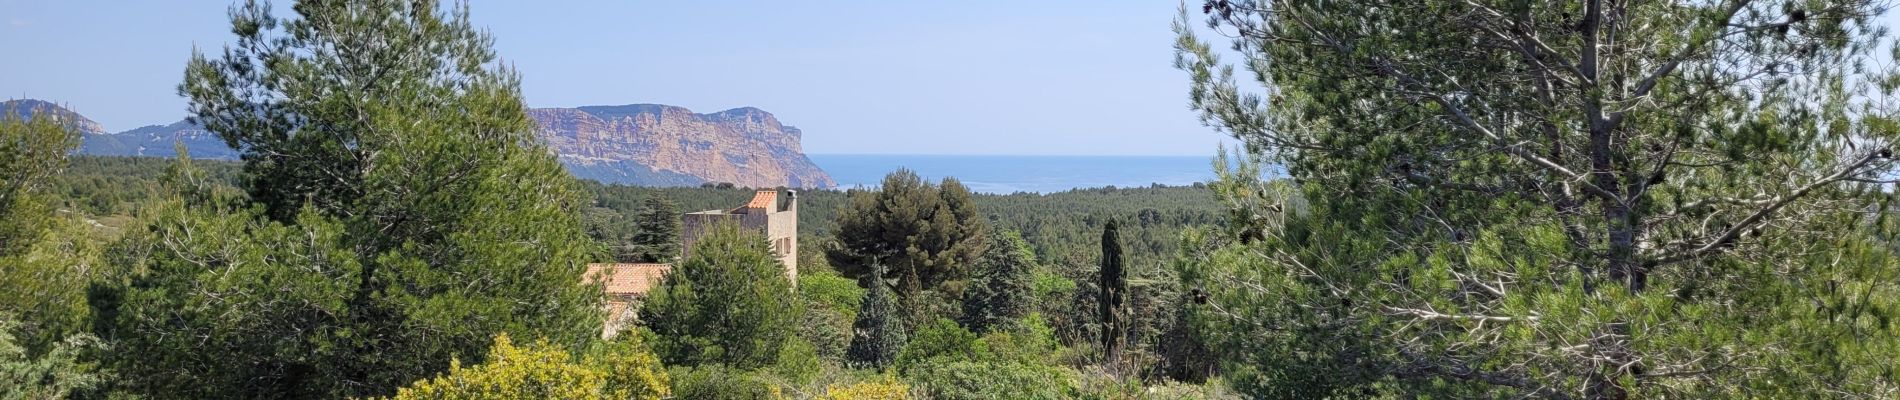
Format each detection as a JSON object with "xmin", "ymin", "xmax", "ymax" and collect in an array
[
  {"xmin": 584, "ymin": 263, "xmax": 672, "ymax": 296},
  {"xmin": 744, "ymin": 190, "xmax": 776, "ymax": 210}
]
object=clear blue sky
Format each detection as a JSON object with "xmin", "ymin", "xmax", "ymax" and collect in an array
[{"xmin": 0, "ymin": 1, "xmax": 1229, "ymax": 156}]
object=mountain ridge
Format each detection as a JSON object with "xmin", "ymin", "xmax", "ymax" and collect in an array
[{"xmin": 2, "ymin": 99, "xmax": 834, "ymax": 188}]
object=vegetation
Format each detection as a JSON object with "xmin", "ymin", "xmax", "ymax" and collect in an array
[
  {"xmin": 798, "ymin": 269, "xmax": 864, "ymax": 362},
  {"xmin": 1177, "ymin": 0, "xmax": 1900, "ymax": 397},
  {"xmin": 959, "ymin": 230, "xmax": 1037, "ymax": 334},
  {"xmin": 829, "ymin": 169, "xmax": 990, "ymax": 328},
  {"xmin": 385, "ymin": 334, "xmax": 670, "ymax": 400},
  {"xmin": 1097, "ymin": 219, "xmax": 1128, "ymax": 364},
  {"xmin": 845, "ymin": 262, "xmax": 906, "ymax": 370},
  {"xmin": 629, "ymin": 197, "xmax": 682, "ymax": 263},
  {"xmin": 19, "ymin": 0, "xmax": 1897, "ymax": 398},
  {"xmin": 91, "ymin": 0, "xmax": 604, "ymax": 397},
  {"xmin": 639, "ymin": 223, "xmax": 802, "ymax": 369},
  {"xmin": 0, "ymin": 316, "xmax": 106, "ymax": 400},
  {"xmin": 0, "ymin": 108, "xmax": 102, "ymax": 355}
]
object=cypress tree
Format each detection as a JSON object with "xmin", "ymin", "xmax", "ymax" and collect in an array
[
  {"xmin": 1098, "ymin": 219, "xmax": 1126, "ymax": 363},
  {"xmin": 846, "ymin": 262, "xmax": 906, "ymax": 370}
]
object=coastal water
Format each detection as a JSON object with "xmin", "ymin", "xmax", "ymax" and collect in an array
[{"xmin": 808, "ymin": 154, "xmax": 1219, "ymax": 194}]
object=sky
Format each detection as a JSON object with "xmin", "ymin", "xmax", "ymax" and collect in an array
[{"xmin": 0, "ymin": 1, "xmax": 1230, "ymax": 156}]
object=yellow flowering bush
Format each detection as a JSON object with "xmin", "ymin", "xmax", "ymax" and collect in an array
[
  {"xmin": 820, "ymin": 376, "xmax": 911, "ymax": 400},
  {"xmin": 385, "ymin": 333, "xmax": 670, "ymax": 400}
]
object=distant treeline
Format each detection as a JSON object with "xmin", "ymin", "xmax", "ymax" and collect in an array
[{"xmin": 582, "ymin": 175, "xmax": 1221, "ymax": 271}]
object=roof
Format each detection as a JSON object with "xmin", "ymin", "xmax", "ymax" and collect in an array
[
  {"xmin": 743, "ymin": 190, "xmax": 777, "ymax": 211},
  {"xmin": 584, "ymin": 263, "xmax": 673, "ymax": 296}
]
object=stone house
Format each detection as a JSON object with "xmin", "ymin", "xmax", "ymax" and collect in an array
[{"xmin": 584, "ymin": 189, "xmax": 799, "ymax": 337}]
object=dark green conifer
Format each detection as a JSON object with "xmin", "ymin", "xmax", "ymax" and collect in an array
[
  {"xmin": 960, "ymin": 230, "xmax": 1038, "ymax": 334},
  {"xmin": 1098, "ymin": 219, "xmax": 1126, "ymax": 362},
  {"xmin": 846, "ymin": 262, "xmax": 906, "ymax": 370},
  {"xmin": 630, "ymin": 196, "xmax": 681, "ymax": 263}
]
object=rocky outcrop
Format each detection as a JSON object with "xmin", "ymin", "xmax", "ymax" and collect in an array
[
  {"xmin": 530, "ymin": 104, "xmax": 835, "ymax": 188},
  {"xmin": 15, "ymin": 98, "xmax": 833, "ymax": 188}
]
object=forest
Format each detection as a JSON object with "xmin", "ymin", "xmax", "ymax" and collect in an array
[{"xmin": 9, "ymin": 0, "xmax": 1900, "ymax": 399}]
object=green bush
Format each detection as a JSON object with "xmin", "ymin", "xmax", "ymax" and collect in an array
[
  {"xmin": 772, "ymin": 338, "xmax": 824, "ymax": 386},
  {"xmin": 800, "ymin": 272, "xmax": 866, "ymax": 319},
  {"xmin": 905, "ymin": 360, "xmax": 1078, "ymax": 400},
  {"xmin": 894, "ymin": 319, "xmax": 984, "ymax": 373},
  {"xmin": 800, "ymin": 271, "xmax": 865, "ymax": 362},
  {"xmin": 979, "ymin": 314, "xmax": 1060, "ymax": 366},
  {"xmin": 668, "ymin": 366, "xmax": 784, "ymax": 400}
]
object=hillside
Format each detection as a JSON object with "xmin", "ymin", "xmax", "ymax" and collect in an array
[{"xmin": 1, "ymin": 99, "xmax": 106, "ymax": 135}]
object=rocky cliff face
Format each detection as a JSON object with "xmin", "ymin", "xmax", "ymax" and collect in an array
[
  {"xmin": 531, "ymin": 104, "xmax": 836, "ymax": 188},
  {"xmin": 15, "ymin": 98, "xmax": 832, "ymax": 189}
]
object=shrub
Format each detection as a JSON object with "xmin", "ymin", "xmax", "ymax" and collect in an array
[
  {"xmin": 819, "ymin": 375, "xmax": 912, "ymax": 400},
  {"xmin": 905, "ymin": 360, "xmax": 1078, "ymax": 400},
  {"xmin": 800, "ymin": 271, "xmax": 866, "ymax": 319},
  {"xmin": 588, "ymin": 335, "xmax": 673, "ymax": 400},
  {"xmin": 772, "ymin": 338, "xmax": 825, "ymax": 386},
  {"xmin": 668, "ymin": 366, "xmax": 786, "ymax": 400},
  {"xmin": 799, "ymin": 271, "xmax": 863, "ymax": 362},
  {"xmin": 893, "ymin": 319, "xmax": 984, "ymax": 373},
  {"xmin": 388, "ymin": 335, "xmax": 604, "ymax": 399}
]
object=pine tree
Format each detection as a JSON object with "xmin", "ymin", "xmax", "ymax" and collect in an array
[
  {"xmin": 846, "ymin": 262, "xmax": 906, "ymax": 370},
  {"xmin": 0, "ymin": 104, "xmax": 97, "ymax": 355},
  {"xmin": 630, "ymin": 196, "xmax": 681, "ymax": 263},
  {"xmin": 829, "ymin": 170, "xmax": 988, "ymax": 329},
  {"xmin": 101, "ymin": 0, "xmax": 603, "ymax": 397},
  {"xmin": 1098, "ymin": 219, "xmax": 1126, "ymax": 363},
  {"xmin": 638, "ymin": 222, "xmax": 800, "ymax": 369},
  {"xmin": 1178, "ymin": 0, "xmax": 1900, "ymax": 396},
  {"xmin": 959, "ymin": 229, "xmax": 1037, "ymax": 334}
]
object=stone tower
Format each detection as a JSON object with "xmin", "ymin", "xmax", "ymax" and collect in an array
[{"xmin": 679, "ymin": 190, "xmax": 798, "ymax": 285}]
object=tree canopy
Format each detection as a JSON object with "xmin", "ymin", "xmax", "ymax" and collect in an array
[
  {"xmin": 1177, "ymin": 0, "xmax": 1900, "ymax": 397},
  {"xmin": 639, "ymin": 222, "xmax": 802, "ymax": 369},
  {"xmin": 95, "ymin": 0, "xmax": 604, "ymax": 397},
  {"xmin": 829, "ymin": 169, "xmax": 989, "ymax": 328},
  {"xmin": 960, "ymin": 230, "xmax": 1039, "ymax": 334}
]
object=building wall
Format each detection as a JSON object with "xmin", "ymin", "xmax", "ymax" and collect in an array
[{"xmin": 767, "ymin": 194, "xmax": 798, "ymax": 285}]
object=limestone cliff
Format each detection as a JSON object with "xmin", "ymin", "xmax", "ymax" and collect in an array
[
  {"xmin": 531, "ymin": 104, "xmax": 836, "ymax": 188},
  {"xmin": 19, "ymin": 97, "xmax": 833, "ymax": 189}
]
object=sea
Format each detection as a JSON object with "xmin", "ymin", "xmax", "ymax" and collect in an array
[{"xmin": 807, "ymin": 154, "xmax": 1220, "ymax": 194}]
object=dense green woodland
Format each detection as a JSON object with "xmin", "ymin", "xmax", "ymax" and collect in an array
[{"xmin": 9, "ymin": 0, "xmax": 1900, "ymax": 399}]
